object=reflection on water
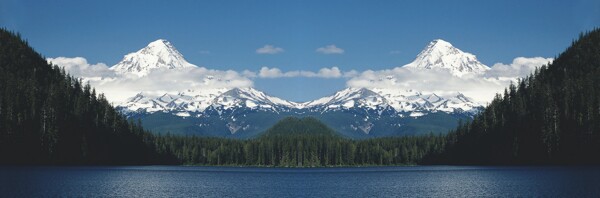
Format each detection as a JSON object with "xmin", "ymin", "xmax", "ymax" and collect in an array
[{"xmin": 1, "ymin": 166, "xmax": 600, "ymax": 197}]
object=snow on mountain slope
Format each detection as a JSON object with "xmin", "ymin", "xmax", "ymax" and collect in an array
[
  {"xmin": 119, "ymin": 92, "xmax": 167, "ymax": 113},
  {"xmin": 119, "ymin": 86, "xmax": 482, "ymax": 118},
  {"xmin": 211, "ymin": 87, "xmax": 299, "ymax": 112},
  {"xmin": 114, "ymin": 38, "xmax": 485, "ymax": 121},
  {"xmin": 119, "ymin": 87, "xmax": 299, "ymax": 115},
  {"xmin": 302, "ymin": 87, "xmax": 482, "ymax": 117},
  {"xmin": 404, "ymin": 39, "xmax": 489, "ymax": 76},
  {"xmin": 111, "ymin": 38, "xmax": 489, "ymax": 137},
  {"xmin": 111, "ymin": 39, "xmax": 196, "ymax": 76},
  {"xmin": 301, "ymin": 88, "xmax": 389, "ymax": 112},
  {"xmin": 119, "ymin": 88, "xmax": 229, "ymax": 114},
  {"xmin": 371, "ymin": 88, "xmax": 481, "ymax": 116},
  {"xmin": 198, "ymin": 87, "xmax": 302, "ymax": 135}
]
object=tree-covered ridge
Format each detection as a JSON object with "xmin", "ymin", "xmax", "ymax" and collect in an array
[
  {"xmin": 437, "ymin": 28, "xmax": 600, "ymax": 165},
  {"xmin": 0, "ymin": 29, "xmax": 164, "ymax": 165},
  {"xmin": 0, "ymin": 28, "xmax": 444, "ymax": 166},
  {"xmin": 261, "ymin": 117, "xmax": 339, "ymax": 138},
  {"xmin": 4, "ymin": 26, "xmax": 600, "ymax": 166},
  {"xmin": 154, "ymin": 117, "xmax": 446, "ymax": 166}
]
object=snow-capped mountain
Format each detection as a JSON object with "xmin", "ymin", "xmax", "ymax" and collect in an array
[
  {"xmin": 119, "ymin": 88, "xmax": 229, "ymax": 115},
  {"xmin": 370, "ymin": 88, "xmax": 481, "ymax": 115},
  {"xmin": 202, "ymin": 88, "xmax": 300, "ymax": 135},
  {"xmin": 212, "ymin": 88, "xmax": 299, "ymax": 112},
  {"xmin": 404, "ymin": 39, "xmax": 489, "ymax": 76},
  {"xmin": 301, "ymin": 88, "xmax": 389, "ymax": 111},
  {"xmin": 298, "ymin": 88, "xmax": 395, "ymax": 135},
  {"xmin": 301, "ymin": 87, "xmax": 480, "ymax": 116},
  {"xmin": 120, "ymin": 86, "xmax": 480, "ymax": 117},
  {"xmin": 113, "ymin": 38, "xmax": 486, "ymax": 138},
  {"xmin": 119, "ymin": 87, "xmax": 297, "ymax": 115},
  {"xmin": 117, "ymin": 86, "xmax": 482, "ymax": 137},
  {"xmin": 111, "ymin": 39, "xmax": 196, "ymax": 76}
]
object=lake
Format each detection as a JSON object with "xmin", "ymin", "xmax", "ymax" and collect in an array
[{"xmin": 1, "ymin": 166, "xmax": 600, "ymax": 197}]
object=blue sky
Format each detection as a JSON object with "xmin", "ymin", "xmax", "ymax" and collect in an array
[{"xmin": 2, "ymin": 0, "xmax": 600, "ymax": 101}]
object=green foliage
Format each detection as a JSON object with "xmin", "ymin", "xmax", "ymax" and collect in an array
[
  {"xmin": 133, "ymin": 109, "xmax": 470, "ymax": 139},
  {"xmin": 260, "ymin": 117, "xmax": 339, "ymax": 138},
  {"xmin": 5, "ymin": 26, "xmax": 600, "ymax": 166},
  {"xmin": 152, "ymin": 117, "xmax": 447, "ymax": 167},
  {"xmin": 434, "ymin": 28, "xmax": 600, "ymax": 165},
  {"xmin": 0, "ymin": 28, "xmax": 171, "ymax": 165},
  {"xmin": 0, "ymin": 28, "xmax": 445, "ymax": 167}
]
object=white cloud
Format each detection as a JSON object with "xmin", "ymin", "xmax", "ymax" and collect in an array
[
  {"xmin": 346, "ymin": 57, "xmax": 554, "ymax": 103},
  {"xmin": 47, "ymin": 57, "xmax": 115, "ymax": 78},
  {"xmin": 256, "ymin": 44, "xmax": 284, "ymax": 54},
  {"xmin": 47, "ymin": 57, "xmax": 351, "ymax": 102},
  {"xmin": 346, "ymin": 68, "xmax": 502, "ymax": 103},
  {"xmin": 48, "ymin": 56, "xmax": 553, "ymax": 104},
  {"xmin": 486, "ymin": 57, "xmax": 553, "ymax": 79},
  {"xmin": 258, "ymin": 67, "xmax": 289, "ymax": 78},
  {"xmin": 316, "ymin": 67, "xmax": 342, "ymax": 78},
  {"xmin": 257, "ymin": 66, "xmax": 347, "ymax": 78},
  {"xmin": 242, "ymin": 70, "xmax": 257, "ymax": 78},
  {"xmin": 316, "ymin": 45, "xmax": 344, "ymax": 54},
  {"xmin": 47, "ymin": 57, "xmax": 253, "ymax": 103},
  {"xmin": 343, "ymin": 70, "xmax": 359, "ymax": 78}
]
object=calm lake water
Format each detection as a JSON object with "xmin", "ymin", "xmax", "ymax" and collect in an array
[{"xmin": 1, "ymin": 166, "xmax": 600, "ymax": 197}]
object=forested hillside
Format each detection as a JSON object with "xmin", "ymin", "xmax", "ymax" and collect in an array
[
  {"xmin": 0, "ymin": 29, "xmax": 445, "ymax": 166},
  {"xmin": 154, "ymin": 117, "xmax": 446, "ymax": 166},
  {"xmin": 0, "ymin": 29, "xmax": 166, "ymax": 165},
  {"xmin": 435, "ymin": 28, "xmax": 600, "ymax": 165},
  {"xmin": 4, "ymin": 26, "xmax": 600, "ymax": 166}
]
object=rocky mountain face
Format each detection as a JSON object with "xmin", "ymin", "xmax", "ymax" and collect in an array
[
  {"xmin": 119, "ymin": 86, "xmax": 481, "ymax": 138},
  {"xmin": 114, "ymin": 39, "xmax": 485, "ymax": 138}
]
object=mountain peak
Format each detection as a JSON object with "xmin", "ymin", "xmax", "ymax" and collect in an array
[
  {"xmin": 429, "ymin": 39, "xmax": 453, "ymax": 48},
  {"xmin": 150, "ymin": 38, "xmax": 169, "ymax": 44},
  {"xmin": 111, "ymin": 39, "xmax": 196, "ymax": 77},
  {"xmin": 404, "ymin": 39, "xmax": 489, "ymax": 76},
  {"xmin": 144, "ymin": 39, "xmax": 175, "ymax": 51}
]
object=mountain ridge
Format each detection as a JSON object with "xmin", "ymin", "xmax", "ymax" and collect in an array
[
  {"xmin": 119, "ymin": 86, "xmax": 481, "ymax": 116},
  {"xmin": 112, "ymin": 38, "xmax": 485, "ymax": 138}
]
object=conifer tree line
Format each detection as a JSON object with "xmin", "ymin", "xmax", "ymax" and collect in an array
[
  {"xmin": 433, "ymin": 28, "xmax": 600, "ymax": 165},
  {"xmin": 0, "ymin": 28, "xmax": 446, "ymax": 166},
  {"xmin": 2, "ymin": 27, "xmax": 600, "ymax": 166},
  {"xmin": 153, "ymin": 117, "xmax": 446, "ymax": 166},
  {"xmin": 0, "ymin": 29, "xmax": 167, "ymax": 165}
]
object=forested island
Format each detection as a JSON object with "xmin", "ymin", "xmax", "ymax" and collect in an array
[{"xmin": 1, "ymin": 28, "xmax": 600, "ymax": 166}]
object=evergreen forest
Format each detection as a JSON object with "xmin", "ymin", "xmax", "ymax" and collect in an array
[{"xmin": 2, "ymin": 28, "xmax": 600, "ymax": 166}]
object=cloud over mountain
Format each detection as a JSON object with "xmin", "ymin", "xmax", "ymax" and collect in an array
[
  {"xmin": 344, "ymin": 40, "xmax": 553, "ymax": 102},
  {"xmin": 47, "ymin": 57, "xmax": 115, "ymax": 79},
  {"xmin": 48, "ymin": 39, "xmax": 552, "ymax": 104},
  {"xmin": 346, "ymin": 56, "xmax": 552, "ymax": 102},
  {"xmin": 47, "ymin": 40, "xmax": 254, "ymax": 102},
  {"xmin": 485, "ymin": 57, "xmax": 554, "ymax": 79}
]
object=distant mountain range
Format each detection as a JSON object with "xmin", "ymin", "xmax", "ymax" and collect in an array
[{"xmin": 114, "ymin": 38, "xmax": 485, "ymax": 138}]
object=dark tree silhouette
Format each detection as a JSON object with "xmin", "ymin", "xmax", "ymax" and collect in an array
[{"xmin": 433, "ymin": 28, "xmax": 600, "ymax": 165}]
